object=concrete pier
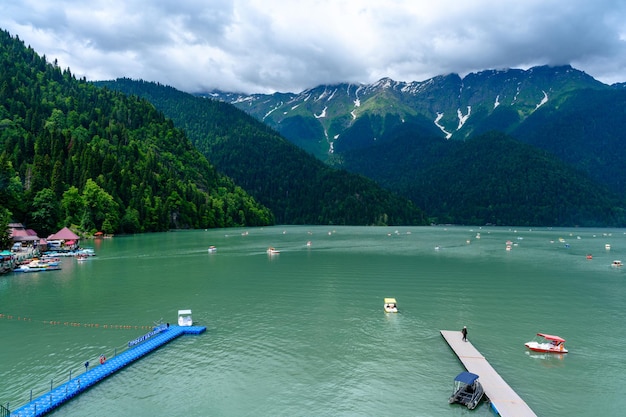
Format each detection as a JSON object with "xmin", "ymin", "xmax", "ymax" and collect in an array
[{"xmin": 441, "ymin": 330, "xmax": 537, "ymax": 417}]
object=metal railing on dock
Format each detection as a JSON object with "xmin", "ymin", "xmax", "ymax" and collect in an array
[
  {"xmin": 9, "ymin": 325, "xmax": 206, "ymax": 417},
  {"xmin": 440, "ymin": 330, "xmax": 537, "ymax": 417}
]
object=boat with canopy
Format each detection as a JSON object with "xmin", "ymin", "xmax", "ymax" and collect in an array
[
  {"xmin": 448, "ymin": 371, "xmax": 484, "ymax": 410},
  {"xmin": 524, "ymin": 333, "xmax": 568, "ymax": 353},
  {"xmin": 383, "ymin": 298, "xmax": 398, "ymax": 313}
]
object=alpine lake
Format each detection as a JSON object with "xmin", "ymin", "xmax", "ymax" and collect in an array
[{"xmin": 1, "ymin": 225, "xmax": 625, "ymax": 417}]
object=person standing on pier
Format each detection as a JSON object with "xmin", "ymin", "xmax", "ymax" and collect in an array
[{"xmin": 462, "ymin": 326, "xmax": 468, "ymax": 342}]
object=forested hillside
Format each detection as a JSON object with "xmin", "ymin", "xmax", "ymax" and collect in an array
[
  {"xmin": 339, "ymin": 128, "xmax": 626, "ymax": 226},
  {"xmin": 422, "ymin": 132, "xmax": 626, "ymax": 226},
  {"xmin": 95, "ymin": 78, "xmax": 428, "ymax": 226},
  {"xmin": 512, "ymin": 88, "xmax": 626, "ymax": 194},
  {"xmin": 0, "ymin": 29, "xmax": 273, "ymax": 238}
]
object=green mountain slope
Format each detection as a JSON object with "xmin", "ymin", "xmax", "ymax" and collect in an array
[
  {"xmin": 339, "ymin": 124, "xmax": 626, "ymax": 226},
  {"xmin": 210, "ymin": 66, "xmax": 607, "ymax": 161},
  {"xmin": 406, "ymin": 132, "xmax": 625, "ymax": 226},
  {"xmin": 0, "ymin": 29, "xmax": 273, "ymax": 237},
  {"xmin": 211, "ymin": 66, "xmax": 626, "ymax": 227},
  {"xmin": 512, "ymin": 88, "xmax": 626, "ymax": 194},
  {"xmin": 95, "ymin": 78, "xmax": 427, "ymax": 226}
]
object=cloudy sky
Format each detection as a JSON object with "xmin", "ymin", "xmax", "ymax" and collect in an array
[{"xmin": 1, "ymin": 0, "xmax": 625, "ymax": 94}]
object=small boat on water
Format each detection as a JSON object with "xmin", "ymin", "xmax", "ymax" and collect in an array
[
  {"xmin": 177, "ymin": 309, "xmax": 193, "ymax": 326},
  {"xmin": 384, "ymin": 298, "xmax": 398, "ymax": 313},
  {"xmin": 267, "ymin": 247, "xmax": 280, "ymax": 255},
  {"xmin": 14, "ymin": 259, "xmax": 61, "ymax": 273},
  {"xmin": 208, "ymin": 246, "xmax": 217, "ymax": 253},
  {"xmin": 612, "ymin": 260, "xmax": 622, "ymax": 267},
  {"xmin": 524, "ymin": 333, "xmax": 568, "ymax": 354},
  {"xmin": 448, "ymin": 371, "xmax": 484, "ymax": 410}
]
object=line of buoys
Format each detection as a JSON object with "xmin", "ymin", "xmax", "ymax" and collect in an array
[
  {"xmin": 43, "ymin": 321, "xmax": 151, "ymax": 329},
  {"xmin": 1, "ymin": 313, "xmax": 151, "ymax": 329},
  {"xmin": 0, "ymin": 314, "xmax": 32, "ymax": 321}
]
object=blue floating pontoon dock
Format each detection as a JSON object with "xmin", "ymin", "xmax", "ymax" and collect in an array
[{"xmin": 11, "ymin": 325, "xmax": 206, "ymax": 417}]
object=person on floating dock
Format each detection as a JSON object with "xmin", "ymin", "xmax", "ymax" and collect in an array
[{"xmin": 462, "ymin": 326, "xmax": 468, "ymax": 342}]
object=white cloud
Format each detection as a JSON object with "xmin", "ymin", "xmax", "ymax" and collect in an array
[{"xmin": 1, "ymin": 0, "xmax": 625, "ymax": 93}]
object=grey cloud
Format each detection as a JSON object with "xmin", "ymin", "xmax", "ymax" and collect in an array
[{"xmin": 1, "ymin": 0, "xmax": 625, "ymax": 94}]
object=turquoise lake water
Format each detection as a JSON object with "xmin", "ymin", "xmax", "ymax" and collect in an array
[{"xmin": 1, "ymin": 225, "xmax": 625, "ymax": 416}]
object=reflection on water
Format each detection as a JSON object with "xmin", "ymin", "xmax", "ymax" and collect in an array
[
  {"xmin": 524, "ymin": 351, "xmax": 566, "ymax": 367},
  {"xmin": 1, "ymin": 226, "xmax": 625, "ymax": 417}
]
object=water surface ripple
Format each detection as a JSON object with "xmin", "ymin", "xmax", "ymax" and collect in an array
[{"xmin": 1, "ymin": 226, "xmax": 624, "ymax": 416}]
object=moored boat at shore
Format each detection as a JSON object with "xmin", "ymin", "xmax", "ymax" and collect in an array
[
  {"xmin": 14, "ymin": 262, "xmax": 61, "ymax": 273},
  {"xmin": 178, "ymin": 309, "xmax": 193, "ymax": 326}
]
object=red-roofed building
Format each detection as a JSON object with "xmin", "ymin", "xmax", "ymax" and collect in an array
[
  {"xmin": 10, "ymin": 223, "xmax": 39, "ymax": 242},
  {"xmin": 47, "ymin": 227, "xmax": 80, "ymax": 250},
  {"xmin": 47, "ymin": 227, "xmax": 79, "ymax": 241}
]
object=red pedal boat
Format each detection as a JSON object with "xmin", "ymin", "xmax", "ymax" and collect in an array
[{"xmin": 524, "ymin": 333, "xmax": 568, "ymax": 354}]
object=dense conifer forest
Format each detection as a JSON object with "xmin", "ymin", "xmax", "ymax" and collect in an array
[
  {"xmin": 339, "ymin": 126, "xmax": 626, "ymax": 227},
  {"xmin": 0, "ymin": 29, "xmax": 274, "ymax": 241}
]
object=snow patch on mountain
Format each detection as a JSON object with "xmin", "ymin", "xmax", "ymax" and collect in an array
[
  {"xmin": 315, "ymin": 89, "xmax": 331, "ymax": 102},
  {"xmin": 315, "ymin": 107, "xmax": 327, "ymax": 118},
  {"xmin": 263, "ymin": 104, "xmax": 281, "ymax": 121},
  {"xmin": 354, "ymin": 85, "xmax": 362, "ymax": 108},
  {"xmin": 233, "ymin": 96, "xmax": 254, "ymax": 104},
  {"xmin": 435, "ymin": 113, "xmax": 452, "ymax": 139},
  {"xmin": 400, "ymin": 80, "xmax": 431, "ymax": 95},
  {"xmin": 457, "ymin": 106, "xmax": 471, "ymax": 130},
  {"xmin": 535, "ymin": 91, "xmax": 548, "ymax": 109},
  {"xmin": 374, "ymin": 78, "xmax": 394, "ymax": 90}
]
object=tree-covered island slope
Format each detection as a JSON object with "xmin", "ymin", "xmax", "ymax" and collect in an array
[{"xmin": 0, "ymin": 29, "xmax": 274, "ymax": 238}]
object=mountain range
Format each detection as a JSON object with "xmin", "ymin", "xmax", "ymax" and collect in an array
[
  {"xmin": 206, "ymin": 65, "xmax": 607, "ymax": 158},
  {"xmin": 198, "ymin": 65, "xmax": 626, "ymax": 226},
  {"xmin": 101, "ymin": 66, "xmax": 626, "ymax": 226}
]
